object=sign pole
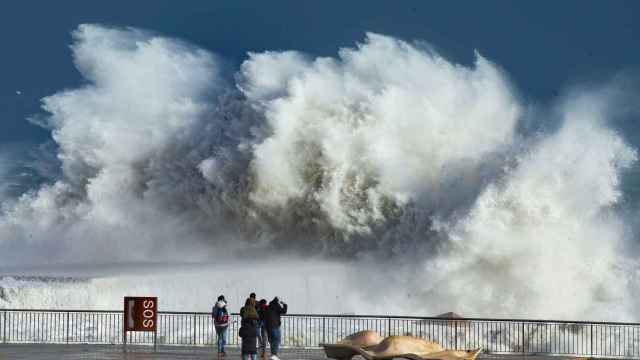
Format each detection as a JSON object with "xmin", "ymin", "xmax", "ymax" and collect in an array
[
  {"xmin": 123, "ymin": 306, "xmax": 127, "ymax": 352},
  {"xmin": 154, "ymin": 298, "xmax": 158, "ymax": 352}
]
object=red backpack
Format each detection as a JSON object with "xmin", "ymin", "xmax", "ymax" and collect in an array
[{"xmin": 214, "ymin": 307, "xmax": 229, "ymax": 325}]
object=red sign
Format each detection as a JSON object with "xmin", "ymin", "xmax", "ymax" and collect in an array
[{"xmin": 124, "ymin": 297, "xmax": 157, "ymax": 332}]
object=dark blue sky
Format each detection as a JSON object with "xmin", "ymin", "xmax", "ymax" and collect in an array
[{"xmin": 1, "ymin": 1, "xmax": 638, "ymax": 144}]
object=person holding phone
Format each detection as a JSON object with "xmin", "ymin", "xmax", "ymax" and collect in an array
[{"xmin": 264, "ymin": 296, "xmax": 287, "ymax": 360}]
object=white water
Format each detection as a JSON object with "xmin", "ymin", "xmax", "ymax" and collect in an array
[
  {"xmin": 1, "ymin": 24, "xmax": 639, "ymax": 321},
  {"xmin": 0, "ymin": 261, "xmax": 358, "ymax": 313}
]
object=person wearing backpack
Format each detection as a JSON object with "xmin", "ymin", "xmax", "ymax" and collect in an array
[
  {"xmin": 264, "ymin": 297, "xmax": 287, "ymax": 360},
  {"xmin": 213, "ymin": 295, "xmax": 230, "ymax": 356}
]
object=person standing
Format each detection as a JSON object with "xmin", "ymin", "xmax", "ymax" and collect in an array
[
  {"xmin": 213, "ymin": 295, "xmax": 230, "ymax": 357},
  {"xmin": 264, "ymin": 297, "xmax": 287, "ymax": 360},
  {"xmin": 249, "ymin": 292, "xmax": 265, "ymax": 356},
  {"xmin": 257, "ymin": 299, "xmax": 269, "ymax": 358},
  {"xmin": 239, "ymin": 299, "xmax": 259, "ymax": 360}
]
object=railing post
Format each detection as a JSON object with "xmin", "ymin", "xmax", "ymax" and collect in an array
[
  {"xmin": 2, "ymin": 310, "xmax": 6, "ymax": 343},
  {"xmin": 66, "ymin": 311, "xmax": 70, "ymax": 344},
  {"xmin": 590, "ymin": 324, "xmax": 594, "ymax": 356},
  {"xmin": 387, "ymin": 318, "xmax": 391, "ymax": 336},
  {"xmin": 322, "ymin": 317, "xmax": 326, "ymax": 344},
  {"xmin": 521, "ymin": 322, "xmax": 525, "ymax": 354},
  {"xmin": 193, "ymin": 313, "xmax": 197, "ymax": 345},
  {"xmin": 454, "ymin": 321, "xmax": 458, "ymax": 350}
]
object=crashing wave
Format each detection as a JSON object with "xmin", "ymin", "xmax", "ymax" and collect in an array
[{"xmin": 0, "ymin": 24, "xmax": 638, "ymax": 320}]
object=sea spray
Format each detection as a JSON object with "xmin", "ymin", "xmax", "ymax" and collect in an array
[{"xmin": 0, "ymin": 24, "xmax": 638, "ymax": 321}]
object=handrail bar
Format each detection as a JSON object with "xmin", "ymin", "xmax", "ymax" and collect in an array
[{"xmin": 1, "ymin": 308, "xmax": 639, "ymax": 326}]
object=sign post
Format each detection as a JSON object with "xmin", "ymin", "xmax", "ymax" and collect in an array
[{"xmin": 123, "ymin": 296, "xmax": 158, "ymax": 352}]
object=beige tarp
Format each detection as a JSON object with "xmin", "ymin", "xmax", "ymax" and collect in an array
[{"xmin": 322, "ymin": 330, "xmax": 481, "ymax": 360}]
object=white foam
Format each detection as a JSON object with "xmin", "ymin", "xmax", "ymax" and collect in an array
[{"xmin": 0, "ymin": 24, "xmax": 638, "ymax": 321}]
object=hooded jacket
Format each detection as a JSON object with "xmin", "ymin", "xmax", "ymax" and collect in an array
[
  {"xmin": 264, "ymin": 298, "xmax": 287, "ymax": 330},
  {"xmin": 213, "ymin": 300, "xmax": 229, "ymax": 327}
]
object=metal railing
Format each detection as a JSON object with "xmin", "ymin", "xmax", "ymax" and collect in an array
[{"xmin": 2, "ymin": 309, "xmax": 640, "ymax": 358}]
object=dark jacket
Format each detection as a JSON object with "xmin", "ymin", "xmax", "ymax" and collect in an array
[
  {"xmin": 239, "ymin": 319, "xmax": 258, "ymax": 354},
  {"xmin": 257, "ymin": 303, "xmax": 268, "ymax": 324},
  {"xmin": 264, "ymin": 299, "xmax": 287, "ymax": 330}
]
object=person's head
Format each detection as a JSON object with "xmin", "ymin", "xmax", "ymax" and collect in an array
[
  {"xmin": 259, "ymin": 299, "xmax": 267, "ymax": 305},
  {"xmin": 245, "ymin": 297, "xmax": 255, "ymax": 307},
  {"xmin": 272, "ymin": 296, "xmax": 279, "ymax": 304},
  {"xmin": 217, "ymin": 295, "xmax": 225, "ymax": 302},
  {"xmin": 250, "ymin": 292, "xmax": 256, "ymax": 300}
]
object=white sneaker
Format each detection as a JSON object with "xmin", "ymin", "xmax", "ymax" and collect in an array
[{"xmin": 270, "ymin": 355, "xmax": 280, "ymax": 360}]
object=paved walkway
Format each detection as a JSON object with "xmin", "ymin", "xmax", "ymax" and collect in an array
[{"xmin": 0, "ymin": 344, "xmax": 595, "ymax": 360}]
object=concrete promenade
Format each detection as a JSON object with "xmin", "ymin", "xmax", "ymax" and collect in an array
[{"xmin": 0, "ymin": 344, "xmax": 597, "ymax": 360}]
